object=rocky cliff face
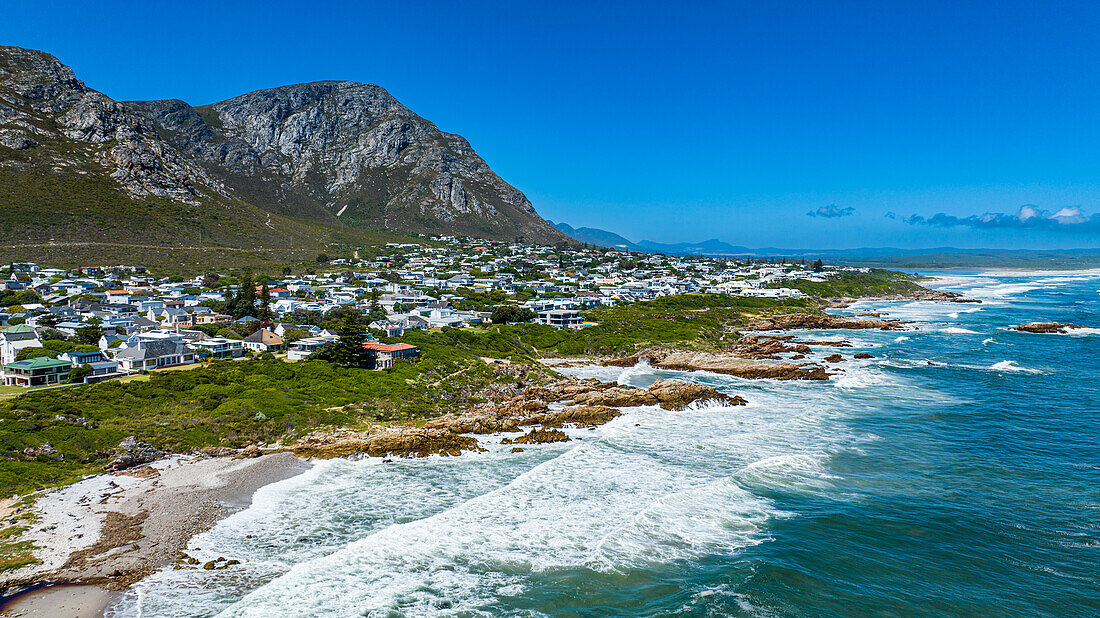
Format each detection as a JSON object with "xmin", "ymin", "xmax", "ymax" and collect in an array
[
  {"xmin": 0, "ymin": 46, "xmax": 564, "ymax": 243},
  {"xmin": 0, "ymin": 46, "xmax": 223, "ymax": 204}
]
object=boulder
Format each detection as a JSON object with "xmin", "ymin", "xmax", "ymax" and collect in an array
[
  {"xmin": 522, "ymin": 405, "xmax": 622, "ymax": 428},
  {"xmin": 508, "ymin": 428, "xmax": 571, "ymax": 444},
  {"xmin": 107, "ymin": 436, "xmax": 164, "ymax": 471},
  {"xmin": 646, "ymin": 379, "xmax": 747, "ymax": 410}
]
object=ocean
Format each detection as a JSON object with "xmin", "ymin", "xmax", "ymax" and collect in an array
[{"xmin": 107, "ymin": 270, "xmax": 1100, "ymax": 617}]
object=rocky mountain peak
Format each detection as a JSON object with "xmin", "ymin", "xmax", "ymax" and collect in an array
[{"xmin": 1, "ymin": 46, "xmax": 565, "ymax": 245}]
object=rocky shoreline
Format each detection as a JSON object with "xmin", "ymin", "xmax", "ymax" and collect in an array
[{"xmin": 284, "ymin": 377, "xmax": 744, "ymax": 457}]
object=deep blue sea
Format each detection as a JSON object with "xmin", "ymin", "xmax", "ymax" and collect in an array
[{"xmin": 108, "ymin": 270, "xmax": 1100, "ymax": 617}]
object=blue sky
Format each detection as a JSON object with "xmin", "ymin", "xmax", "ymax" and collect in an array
[{"xmin": 5, "ymin": 0, "xmax": 1100, "ymax": 249}]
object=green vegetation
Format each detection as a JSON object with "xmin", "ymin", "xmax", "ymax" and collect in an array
[
  {"xmin": 506, "ymin": 294, "xmax": 813, "ymax": 356},
  {"xmin": 770, "ymin": 269, "xmax": 926, "ymax": 298},
  {"xmin": 0, "ymin": 167, "xmax": 424, "ymax": 273},
  {"xmin": 0, "ymin": 326, "xmax": 550, "ymax": 495}
]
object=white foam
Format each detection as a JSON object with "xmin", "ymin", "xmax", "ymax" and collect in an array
[
  {"xmin": 941, "ymin": 326, "xmax": 980, "ymax": 335},
  {"xmin": 990, "ymin": 360, "xmax": 1044, "ymax": 374}
]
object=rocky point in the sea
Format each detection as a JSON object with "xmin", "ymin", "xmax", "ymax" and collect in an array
[
  {"xmin": 603, "ymin": 347, "xmax": 832, "ymax": 380},
  {"xmin": 1014, "ymin": 322, "xmax": 1090, "ymax": 334},
  {"xmin": 739, "ymin": 313, "xmax": 906, "ymax": 331}
]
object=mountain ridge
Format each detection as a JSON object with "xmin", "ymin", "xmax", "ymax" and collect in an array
[{"xmin": 0, "ymin": 46, "xmax": 565, "ymax": 268}]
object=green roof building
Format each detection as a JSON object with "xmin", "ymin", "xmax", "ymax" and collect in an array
[{"xmin": 2, "ymin": 356, "xmax": 72, "ymax": 387}]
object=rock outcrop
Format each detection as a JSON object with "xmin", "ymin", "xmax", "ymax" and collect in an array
[
  {"xmin": 604, "ymin": 348, "xmax": 831, "ymax": 381},
  {"xmin": 1014, "ymin": 322, "xmax": 1089, "ymax": 334},
  {"xmin": 0, "ymin": 47, "xmax": 223, "ymax": 204},
  {"xmin": 290, "ymin": 427, "xmax": 483, "ymax": 459},
  {"xmin": 106, "ymin": 436, "xmax": 164, "ymax": 471},
  {"xmin": 130, "ymin": 82, "xmax": 564, "ymax": 242},
  {"xmin": 503, "ymin": 428, "xmax": 571, "ymax": 445},
  {"xmin": 424, "ymin": 377, "xmax": 745, "ymax": 441},
  {"xmin": 739, "ymin": 313, "xmax": 905, "ymax": 332}
]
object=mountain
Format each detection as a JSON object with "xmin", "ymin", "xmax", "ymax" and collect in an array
[
  {"xmin": 550, "ymin": 221, "xmax": 642, "ymax": 251},
  {"xmin": 550, "ymin": 221, "xmax": 754, "ymax": 256},
  {"xmin": 0, "ymin": 46, "xmax": 564, "ymax": 268},
  {"xmin": 635, "ymin": 238, "xmax": 751, "ymax": 255}
]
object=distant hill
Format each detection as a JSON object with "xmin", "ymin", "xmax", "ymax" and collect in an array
[
  {"xmin": 0, "ymin": 46, "xmax": 565, "ymax": 268},
  {"xmin": 636, "ymin": 238, "xmax": 752, "ymax": 255},
  {"xmin": 551, "ymin": 222, "xmax": 753, "ymax": 256},
  {"xmin": 550, "ymin": 221, "xmax": 642, "ymax": 251}
]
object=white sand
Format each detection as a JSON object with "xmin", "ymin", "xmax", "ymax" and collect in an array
[{"xmin": 0, "ymin": 453, "xmax": 311, "ymax": 613}]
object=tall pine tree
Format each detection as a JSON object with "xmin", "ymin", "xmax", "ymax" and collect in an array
[
  {"xmin": 259, "ymin": 283, "xmax": 272, "ymax": 321},
  {"xmin": 334, "ymin": 308, "xmax": 370, "ymax": 368}
]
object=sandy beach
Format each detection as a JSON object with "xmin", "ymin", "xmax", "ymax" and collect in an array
[{"xmin": 0, "ymin": 453, "xmax": 311, "ymax": 617}]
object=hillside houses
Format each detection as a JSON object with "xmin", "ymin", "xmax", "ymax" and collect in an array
[{"xmin": 0, "ymin": 240, "xmax": 843, "ymax": 387}]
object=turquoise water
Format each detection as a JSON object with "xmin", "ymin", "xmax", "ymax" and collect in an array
[{"xmin": 108, "ymin": 270, "xmax": 1100, "ymax": 617}]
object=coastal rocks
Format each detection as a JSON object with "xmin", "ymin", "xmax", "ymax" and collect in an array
[
  {"xmin": 604, "ymin": 348, "xmax": 831, "ymax": 381},
  {"xmin": 1014, "ymin": 322, "xmax": 1088, "ymax": 334},
  {"xmin": 824, "ymin": 354, "xmax": 845, "ymax": 363},
  {"xmin": 645, "ymin": 379, "xmax": 747, "ymax": 410},
  {"xmin": 854, "ymin": 352, "xmax": 874, "ymax": 359},
  {"xmin": 423, "ymin": 409, "xmax": 520, "ymax": 434},
  {"xmin": 739, "ymin": 313, "xmax": 905, "ymax": 331},
  {"xmin": 502, "ymin": 428, "xmax": 571, "ymax": 445},
  {"xmin": 723, "ymin": 335, "xmax": 813, "ymax": 359},
  {"xmin": 106, "ymin": 436, "xmax": 164, "ymax": 471},
  {"xmin": 424, "ymin": 377, "xmax": 745, "ymax": 451},
  {"xmin": 291, "ymin": 428, "xmax": 483, "ymax": 459},
  {"xmin": 568, "ymin": 385, "xmax": 658, "ymax": 408},
  {"xmin": 522, "ymin": 405, "xmax": 622, "ymax": 428}
]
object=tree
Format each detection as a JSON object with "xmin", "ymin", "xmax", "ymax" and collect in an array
[
  {"xmin": 812, "ymin": 259, "xmax": 825, "ymax": 273},
  {"xmin": 36, "ymin": 313, "xmax": 62, "ymax": 328},
  {"xmin": 228, "ymin": 271, "xmax": 256, "ymax": 318},
  {"xmin": 281, "ymin": 266, "xmax": 293, "ymax": 276},
  {"xmin": 73, "ymin": 324, "xmax": 102, "ymax": 346},
  {"xmin": 282, "ymin": 328, "xmax": 311, "ymax": 344},
  {"xmin": 40, "ymin": 328, "xmax": 67, "ymax": 341},
  {"xmin": 15, "ymin": 347, "xmax": 53, "ymax": 361},
  {"xmin": 491, "ymin": 305, "xmax": 537, "ymax": 324},
  {"xmin": 259, "ymin": 283, "xmax": 272, "ymax": 321},
  {"xmin": 68, "ymin": 364, "xmax": 93, "ymax": 384},
  {"xmin": 332, "ymin": 309, "xmax": 370, "ymax": 368},
  {"xmin": 316, "ymin": 253, "xmax": 329, "ymax": 263},
  {"xmin": 202, "ymin": 272, "xmax": 220, "ymax": 288},
  {"xmin": 367, "ymin": 289, "xmax": 386, "ymax": 322}
]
